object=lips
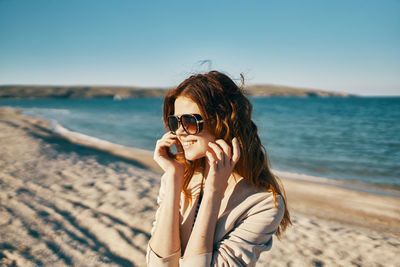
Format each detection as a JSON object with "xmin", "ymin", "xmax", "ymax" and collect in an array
[{"xmin": 181, "ymin": 140, "xmax": 197, "ymax": 149}]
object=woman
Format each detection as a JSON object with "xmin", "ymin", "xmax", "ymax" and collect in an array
[{"xmin": 147, "ymin": 71, "xmax": 291, "ymax": 266}]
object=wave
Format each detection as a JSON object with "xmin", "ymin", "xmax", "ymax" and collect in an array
[{"xmin": 20, "ymin": 107, "xmax": 71, "ymax": 115}]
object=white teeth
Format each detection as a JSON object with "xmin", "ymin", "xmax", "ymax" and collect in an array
[{"xmin": 183, "ymin": 141, "xmax": 196, "ymax": 147}]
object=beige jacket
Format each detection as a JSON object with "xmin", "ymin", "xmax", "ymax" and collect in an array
[{"xmin": 146, "ymin": 172, "xmax": 285, "ymax": 267}]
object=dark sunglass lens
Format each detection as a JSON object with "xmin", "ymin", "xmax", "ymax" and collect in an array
[
  {"xmin": 168, "ymin": 116, "xmax": 179, "ymax": 132},
  {"xmin": 182, "ymin": 115, "xmax": 198, "ymax": 134}
]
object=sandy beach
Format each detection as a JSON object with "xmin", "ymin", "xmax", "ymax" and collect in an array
[{"xmin": 1, "ymin": 106, "xmax": 399, "ymax": 267}]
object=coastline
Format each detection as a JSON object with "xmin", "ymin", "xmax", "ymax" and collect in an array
[
  {"xmin": 0, "ymin": 84, "xmax": 353, "ymax": 98},
  {"xmin": 1, "ymin": 106, "xmax": 399, "ymax": 266},
  {"xmin": 274, "ymin": 170, "xmax": 400, "ymax": 199},
  {"xmin": 4, "ymin": 105, "xmax": 398, "ymax": 198}
]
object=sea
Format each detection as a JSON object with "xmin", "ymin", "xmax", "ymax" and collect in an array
[{"xmin": 1, "ymin": 97, "xmax": 399, "ymax": 193}]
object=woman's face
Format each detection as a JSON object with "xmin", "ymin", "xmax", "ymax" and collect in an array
[{"xmin": 173, "ymin": 96, "xmax": 215, "ymax": 161}]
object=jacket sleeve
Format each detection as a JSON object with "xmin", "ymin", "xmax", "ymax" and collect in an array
[
  {"xmin": 209, "ymin": 194, "xmax": 285, "ymax": 267},
  {"xmin": 146, "ymin": 174, "xmax": 181, "ymax": 267},
  {"xmin": 147, "ymin": 186, "xmax": 285, "ymax": 267}
]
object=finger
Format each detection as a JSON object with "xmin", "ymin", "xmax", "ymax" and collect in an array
[
  {"xmin": 205, "ymin": 150, "xmax": 217, "ymax": 170},
  {"xmin": 231, "ymin": 137, "xmax": 241, "ymax": 164},
  {"xmin": 174, "ymin": 138, "xmax": 184, "ymax": 155},
  {"xmin": 154, "ymin": 139, "xmax": 172, "ymax": 160},
  {"xmin": 157, "ymin": 135, "xmax": 179, "ymax": 150},
  {"xmin": 157, "ymin": 137, "xmax": 175, "ymax": 146},
  {"xmin": 174, "ymin": 139, "xmax": 186, "ymax": 161},
  {"xmin": 157, "ymin": 137, "xmax": 177, "ymax": 149},
  {"xmin": 215, "ymin": 139, "xmax": 232, "ymax": 160},
  {"xmin": 162, "ymin": 131, "xmax": 177, "ymax": 141},
  {"xmin": 208, "ymin": 142, "xmax": 224, "ymax": 163},
  {"xmin": 161, "ymin": 131, "xmax": 172, "ymax": 139}
]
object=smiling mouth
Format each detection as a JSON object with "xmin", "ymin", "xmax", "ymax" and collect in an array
[{"xmin": 182, "ymin": 140, "xmax": 196, "ymax": 149}]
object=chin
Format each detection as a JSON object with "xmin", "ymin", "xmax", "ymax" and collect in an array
[{"xmin": 184, "ymin": 149, "xmax": 206, "ymax": 161}]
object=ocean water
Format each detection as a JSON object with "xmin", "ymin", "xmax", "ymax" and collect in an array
[{"xmin": 1, "ymin": 97, "xmax": 399, "ymax": 190}]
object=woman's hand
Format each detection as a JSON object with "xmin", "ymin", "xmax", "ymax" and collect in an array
[
  {"xmin": 204, "ymin": 137, "xmax": 241, "ymax": 196},
  {"xmin": 183, "ymin": 138, "xmax": 240, "ymax": 257},
  {"xmin": 150, "ymin": 132, "xmax": 186, "ymax": 259},
  {"xmin": 154, "ymin": 132, "xmax": 185, "ymax": 176}
]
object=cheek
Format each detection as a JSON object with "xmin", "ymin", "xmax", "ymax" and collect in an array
[
  {"xmin": 192, "ymin": 139, "xmax": 208, "ymax": 155},
  {"xmin": 196, "ymin": 134, "xmax": 215, "ymax": 152},
  {"xmin": 184, "ymin": 136, "xmax": 214, "ymax": 160},
  {"xmin": 203, "ymin": 134, "xmax": 215, "ymax": 145}
]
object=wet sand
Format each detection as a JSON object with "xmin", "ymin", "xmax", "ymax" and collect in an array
[{"xmin": 1, "ymin": 107, "xmax": 399, "ymax": 266}]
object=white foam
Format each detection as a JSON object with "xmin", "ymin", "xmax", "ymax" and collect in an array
[{"xmin": 22, "ymin": 107, "xmax": 70, "ymax": 115}]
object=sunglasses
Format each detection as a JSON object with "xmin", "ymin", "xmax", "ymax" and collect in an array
[{"xmin": 168, "ymin": 114, "xmax": 204, "ymax": 135}]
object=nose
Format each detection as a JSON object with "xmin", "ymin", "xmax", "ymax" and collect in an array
[{"xmin": 175, "ymin": 122, "xmax": 187, "ymax": 136}]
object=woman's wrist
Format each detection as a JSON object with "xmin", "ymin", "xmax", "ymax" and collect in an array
[
  {"xmin": 164, "ymin": 169, "xmax": 185, "ymax": 191},
  {"xmin": 204, "ymin": 178, "xmax": 228, "ymax": 199},
  {"xmin": 203, "ymin": 188, "xmax": 224, "ymax": 204}
]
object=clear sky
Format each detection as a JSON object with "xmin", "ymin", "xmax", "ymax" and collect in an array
[{"xmin": 1, "ymin": 0, "xmax": 399, "ymax": 96}]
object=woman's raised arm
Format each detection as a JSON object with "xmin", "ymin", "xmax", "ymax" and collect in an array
[
  {"xmin": 147, "ymin": 132, "xmax": 185, "ymax": 265},
  {"xmin": 183, "ymin": 138, "xmax": 240, "ymax": 261}
]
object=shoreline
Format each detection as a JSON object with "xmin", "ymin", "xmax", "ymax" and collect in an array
[
  {"xmin": 2, "ymin": 105, "xmax": 398, "ymax": 197},
  {"xmin": 1, "ymin": 106, "xmax": 400, "ymax": 266},
  {"xmin": 273, "ymin": 170, "xmax": 400, "ymax": 199},
  {"xmin": 2, "ymin": 106, "xmax": 400, "ymax": 230},
  {"xmin": 10, "ymin": 105, "xmax": 399, "ymax": 198},
  {"xmin": 51, "ymin": 120, "xmax": 400, "ymax": 199},
  {"xmin": 1, "ymin": 98, "xmax": 398, "ymax": 196}
]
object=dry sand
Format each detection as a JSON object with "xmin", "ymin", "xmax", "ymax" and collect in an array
[{"xmin": 0, "ymin": 106, "xmax": 399, "ymax": 267}]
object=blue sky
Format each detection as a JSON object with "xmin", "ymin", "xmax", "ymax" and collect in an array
[{"xmin": 0, "ymin": 0, "xmax": 399, "ymax": 96}]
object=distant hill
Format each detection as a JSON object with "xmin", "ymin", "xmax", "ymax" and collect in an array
[
  {"xmin": 0, "ymin": 84, "xmax": 354, "ymax": 99},
  {"xmin": 0, "ymin": 85, "xmax": 167, "ymax": 99},
  {"xmin": 244, "ymin": 84, "xmax": 353, "ymax": 97}
]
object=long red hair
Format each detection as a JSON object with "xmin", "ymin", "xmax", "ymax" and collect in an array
[{"xmin": 163, "ymin": 71, "xmax": 291, "ymax": 237}]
